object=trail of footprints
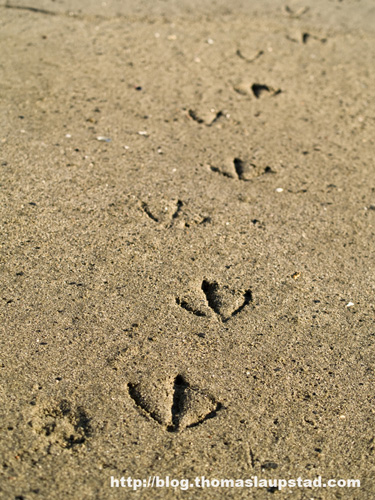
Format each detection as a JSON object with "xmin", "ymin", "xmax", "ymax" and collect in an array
[
  {"xmin": 16, "ymin": 26, "xmax": 336, "ymax": 461},
  {"xmin": 31, "ymin": 46, "xmax": 287, "ymax": 444},
  {"xmin": 132, "ymin": 32, "xmax": 326, "ymax": 437},
  {"xmin": 120, "ymin": 279, "xmax": 251, "ymax": 430},
  {"xmin": 142, "ymin": 79, "xmax": 282, "ymax": 223}
]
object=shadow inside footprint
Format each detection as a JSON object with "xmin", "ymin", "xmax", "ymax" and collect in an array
[
  {"xmin": 169, "ymin": 375, "xmax": 189, "ymax": 432},
  {"xmin": 202, "ymin": 280, "xmax": 252, "ymax": 321}
]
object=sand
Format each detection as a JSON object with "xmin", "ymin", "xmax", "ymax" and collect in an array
[{"xmin": 1, "ymin": 0, "xmax": 375, "ymax": 498}]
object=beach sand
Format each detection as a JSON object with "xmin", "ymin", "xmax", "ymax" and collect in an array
[{"xmin": 1, "ymin": 0, "xmax": 375, "ymax": 498}]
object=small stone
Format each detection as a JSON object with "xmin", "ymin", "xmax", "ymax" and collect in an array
[{"xmin": 261, "ymin": 462, "xmax": 278, "ymax": 470}]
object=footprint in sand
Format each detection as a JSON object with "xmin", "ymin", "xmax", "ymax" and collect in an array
[
  {"xmin": 128, "ymin": 374, "xmax": 222, "ymax": 432},
  {"xmin": 176, "ymin": 279, "xmax": 253, "ymax": 322}
]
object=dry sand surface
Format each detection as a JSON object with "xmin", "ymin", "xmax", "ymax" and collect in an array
[{"xmin": 1, "ymin": 0, "xmax": 375, "ymax": 498}]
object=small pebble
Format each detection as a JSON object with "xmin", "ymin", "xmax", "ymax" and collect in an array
[
  {"xmin": 346, "ymin": 302, "xmax": 354, "ymax": 308},
  {"xmin": 97, "ymin": 136, "xmax": 111, "ymax": 142},
  {"xmin": 275, "ymin": 187, "xmax": 283, "ymax": 192},
  {"xmin": 138, "ymin": 131, "xmax": 148, "ymax": 136}
]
